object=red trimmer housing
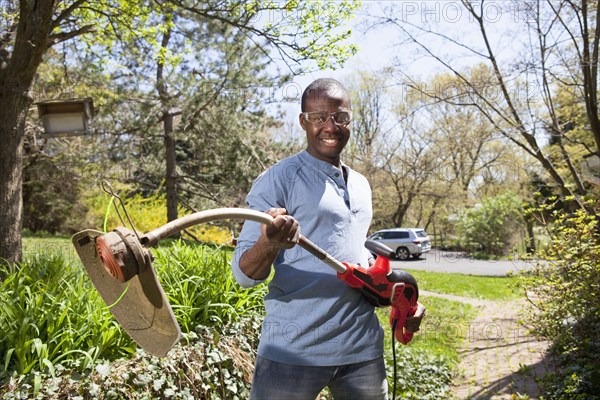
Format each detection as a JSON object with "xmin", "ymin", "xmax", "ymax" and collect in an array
[{"xmin": 337, "ymin": 240, "xmax": 419, "ymax": 344}]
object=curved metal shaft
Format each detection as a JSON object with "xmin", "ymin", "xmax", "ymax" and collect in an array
[{"xmin": 140, "ymin": 208, "xmax": 347, "ymax": 273}]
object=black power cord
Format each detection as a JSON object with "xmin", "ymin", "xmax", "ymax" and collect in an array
[{"xmin": 391, "ymin": 319, "xmax": 398, "ymax": 400}]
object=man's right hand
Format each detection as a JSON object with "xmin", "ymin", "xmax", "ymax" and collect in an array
[
  {"xmin": 262, "ymin": 208, "xmax": 300, "ymax": 249},
  {"xmin": 238, "ymin": 208, "xmax": 300, "ymax": 280}
]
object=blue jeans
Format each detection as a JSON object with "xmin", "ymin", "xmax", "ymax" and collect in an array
[{"xmin": 249, "ymin": 356, "xmax": 388, "ymax": 400}]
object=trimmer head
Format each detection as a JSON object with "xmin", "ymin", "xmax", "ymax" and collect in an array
[{"xmin": 72, "ymin": 228, "xmax": 181, "ymax": 357}]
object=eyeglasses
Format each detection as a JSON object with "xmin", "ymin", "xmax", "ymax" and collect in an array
[{"xmin": 301, "ymin": 111, "xmax": 352, "ymax": 126}]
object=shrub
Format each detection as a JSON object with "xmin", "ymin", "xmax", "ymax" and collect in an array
[
  {"xmin": 517, "ymin": 200, "xmax": 600, "ymax": 399},
  {"xmin": 0, "ymin": 241, "xmax": 266, "ymax": 377},
  {"xmin": 1, "ymin": 319, "xmax": 260, "ymax": 400},
  {"xmin": 456, "ymin": 193, "xmax": 525, "ymax": 256},
  {"xmin": 0, "ymin": 241, "xmax": 267, "ymax": 398},
  {"xmin": 82, "ymin": 187, "xmax": 232, "ymax": 244}
]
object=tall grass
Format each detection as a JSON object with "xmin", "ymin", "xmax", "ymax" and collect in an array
[
  {"xmin": 152, "ymin": 240, "xmax": 267, "ymax": 332},
  {"xmin": 0, "ymin": 240, "xmax": 266, "ymax": 379},
  {"xmin": 0, "ymin": 252, "xmax": 135, "ymax": 378}
]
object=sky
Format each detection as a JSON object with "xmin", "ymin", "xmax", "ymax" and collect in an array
[
  {"xmin": 273, "ymin": 3, "xmax": 400, "ymax": 137},
  {"xmin": 274, "ymin": 1, "xmax": 527, "ymax": 137}
]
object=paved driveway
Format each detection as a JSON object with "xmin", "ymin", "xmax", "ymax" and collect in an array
[{"xmin": 390, "ymin": 249, "xmax": 539, "ymax": 276}]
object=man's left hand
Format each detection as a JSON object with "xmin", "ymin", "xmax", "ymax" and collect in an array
[{"xmin": 405, "ymin": 302, "xmax": 426, "ymax": 333}]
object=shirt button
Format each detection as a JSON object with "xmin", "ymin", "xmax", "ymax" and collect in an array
[{"xmin": 334, "ymin": 172, "xmax": 340, "ymax": 177}]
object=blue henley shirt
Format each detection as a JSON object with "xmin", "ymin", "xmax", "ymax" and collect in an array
[{"xmin": 231, "ymin": 150, "xmax": 384, "ymax": 366}]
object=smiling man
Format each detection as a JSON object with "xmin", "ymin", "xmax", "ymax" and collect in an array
[
  {"xmin": 300, "ymin": 79, "xmax": 352, "ymax": 167},
  {"xmin": 231, "ymin": 78, "xmax": 424, "ymax": 399}
]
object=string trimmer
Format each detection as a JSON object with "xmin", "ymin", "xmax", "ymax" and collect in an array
[{"xmin": 72, "ymin": 185, "xmax": 419, "ymax": 357}]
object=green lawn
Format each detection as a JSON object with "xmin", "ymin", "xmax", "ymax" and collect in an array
[
  {"xmin": 405, "ymin": 268, "xmax": 520, "ymax": 300},
  {"xmin": 22, "ymin": 234, "xmax": 77, "ymax": 261}
]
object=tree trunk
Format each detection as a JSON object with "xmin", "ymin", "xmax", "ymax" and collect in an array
[
  {"xmin": 0, "ymin": 93, "xmax": 27, "ymax": 264},
  {"xmin": 156, "ymin": 23, "xmax": 178, "ymax": 225},
  {"xmin": 526, "ymin": 218, "xmax": 536, "ymax": 253},
  {"xmin": 164, "ymin": 114, "xmax": 179, "ymax": 223},
  {"xmin": 392, "ymin": 199, "xmax": 412, "ymax": 227},
  {"xmin": 0, "ymin": 1, "xmax": 55, "ymax": 263}
]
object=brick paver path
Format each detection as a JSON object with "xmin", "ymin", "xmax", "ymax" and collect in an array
[{"xmin": 421, "ymin": 291, "xmax": 555, "ymax": 400}]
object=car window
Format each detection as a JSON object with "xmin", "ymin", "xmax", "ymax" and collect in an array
[
  {"xmin": 373, "ymin": 231, "xmax": 415, "ymax": 239},
  {"xmin": 388, "ymin": 231, "xmax": 409, "ymax": 239},
  {"xmin": 416, "ymin": 230, "xmax": 428, "ymax": 238}
]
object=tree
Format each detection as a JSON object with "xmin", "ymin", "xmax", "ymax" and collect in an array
[
  {"xmin": 0, "ymin": 0, "xmax": 361, "ymax": 263},
  {"xmin": 346, "ymin": 71, "xmax": 392, "ymax": 175},
  {"xmin": 0, "ymin": 0, "xmax": 155, "ymax": 263},
  {"xmin": 423, "ymin": 72, "xmax": 505, "ymax": 195},
  {"xmin": 346, "ymin": 71, "xmax": 443, "ymax": 229},
  {"xmin": 132, "ymin": 26, "xmax": 288, "ymax": 211},
  {"xmin": 103, "ymin": 11, "xmax": 287, "ymax": 224},
  {"xmin": 374, "ymin": 0, "xmax": 600, "ymax": 214},
  {"xmin": 456, "ymin": 192, "xmax": 525, "ymax": 256},
  {"xmin": 346, "ymin": 70, "xmax": 521, "ymax": 234},
  {"xmin": 545, "ymin": 81, "xmax": 599, "ymax": 190}
]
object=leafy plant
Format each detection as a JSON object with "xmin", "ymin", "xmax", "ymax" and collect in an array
[
  {"xmin": 0, "ymin": 239, "xmax": 268, "ymax": 398},
  {"xmin": 0, "ymin": 240, "xmax": 265, "ymax": 381},
  {"xmin": 456, "ymin": 193, "xmax": 525, "ymax": 256},
  {"xmin": 1, "ymin": 318, "xmax": 261, "ymax": 400},
  {"xmin": 0, "ymin": 251, "xmax": 135, "ymax": 378},
  {"xmin": 517, "ymin": 200, "xmax": 600, "ymax": 399},
  {"xmin": 152, "ymin": 241, "xmax": 267, "ymax": 332}
]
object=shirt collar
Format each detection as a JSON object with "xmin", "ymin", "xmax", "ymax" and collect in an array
[{"xmin": 298, "ymin": 150, "xmax": 349, "ymax": 179}]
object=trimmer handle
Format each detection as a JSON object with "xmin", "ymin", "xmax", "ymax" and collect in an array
[
  {"xmin": 337, "ymin": 241, "xmax": 419, "ymax": 344},
  {"xmin": 365, "ymin": 240, "xmax": 396, "ymax": 260},
  {"xmin": 388, "ymin": 270, "xmax": 419, "ymax": 344}
]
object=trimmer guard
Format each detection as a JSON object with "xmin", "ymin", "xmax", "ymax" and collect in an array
[{"xmin": 72, "ymin": 229, "xmax": 181, "ymax": 357}]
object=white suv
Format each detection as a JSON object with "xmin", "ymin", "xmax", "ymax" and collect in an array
[{"xmin": 368, "ymin": 228, "xmax": 432, "ymax": 260}]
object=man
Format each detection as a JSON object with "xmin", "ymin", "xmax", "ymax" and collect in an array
[{"xmin": 231, "ymin": 78, "xmax": 425, "ymax": 399}]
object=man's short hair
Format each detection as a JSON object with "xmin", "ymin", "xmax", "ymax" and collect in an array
[{"xmin": 301, "ymin": 78, "xmax": 350, "ymax": 112}]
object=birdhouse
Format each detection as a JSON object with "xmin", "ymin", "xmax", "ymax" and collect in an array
[{"xmin": 36, "ymin": 98, "xmax": 94, "ymax": 137}]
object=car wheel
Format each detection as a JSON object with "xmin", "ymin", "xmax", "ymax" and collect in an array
[
  {"xmin": 412, "ymin": 253, "xmax": 421, "ymax": 259},
  {"xmin": 396, "ymin": 247, "xmax": 409, "ymax": 260}
]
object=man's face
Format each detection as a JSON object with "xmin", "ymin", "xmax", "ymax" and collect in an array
[{"xmin": 299, "ymin": 89, "xmax": 351, "ymax": 166}]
